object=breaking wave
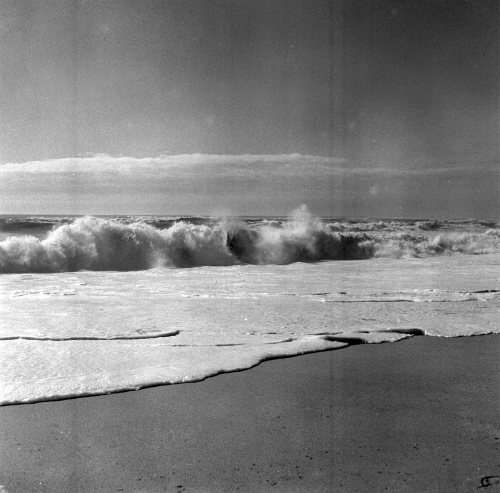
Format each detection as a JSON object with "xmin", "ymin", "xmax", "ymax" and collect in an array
[
  {"xmin": 0, "ymin": 217, "xmax": 235, "ymax": 273},
  {"xmin": 0, "ymin": 207, "xmax": 499, "ymax": 273}
]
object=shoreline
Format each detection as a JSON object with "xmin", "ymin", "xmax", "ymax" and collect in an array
[{"xmin": 1, "ymin": 334, "xmax": 500, "ymax": 492}]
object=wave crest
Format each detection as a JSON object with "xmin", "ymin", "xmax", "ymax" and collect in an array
[
  {"xmin": 0, "ymin": 217, "xmax": 234, "ymax": 273},
  {"xmin": 225, "ymin": 213, "xmax": 374, "ymax": 264}
]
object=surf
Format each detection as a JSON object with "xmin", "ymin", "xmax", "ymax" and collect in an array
[{"xmin": 0, "ymin": 209, "xmax": 499, "ymax": 273}]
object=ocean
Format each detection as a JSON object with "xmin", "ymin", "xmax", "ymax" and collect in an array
[{"xmin": 1, "ymin": 209, "xmax": 499, "ymax": 405}]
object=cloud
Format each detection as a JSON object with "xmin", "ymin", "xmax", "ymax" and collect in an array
[
  {"xmin": 0, "ymin": 153, "xmax": 343, "ymax": 172},
  {"xmin": 1, "ymin": 153, "xmax": 495, "ymax": 178},
  {"xmin": 0, "ymin": 154, "xmax": 497, "ymax": 218}
]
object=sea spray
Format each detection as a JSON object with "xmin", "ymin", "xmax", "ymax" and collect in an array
[{"xmin": 225, "ymin": 206, "xmax": 374, "ymax": 264}]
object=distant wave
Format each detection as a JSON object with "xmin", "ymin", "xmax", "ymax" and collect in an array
[
  {"xmin": 0, "ymin": 208, "xmax": 499, "ymax": 273},
  {"xmin": 371, "ymin": 232, "xmax": 500, "ymax": 258}
]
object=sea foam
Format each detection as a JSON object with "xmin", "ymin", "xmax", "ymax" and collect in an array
[{"xmin": 2, "ymin": 252, "xmax": 499, "ymax": 405}]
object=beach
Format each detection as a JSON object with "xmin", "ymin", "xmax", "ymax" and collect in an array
[
  {"xmin": 1, "ymin": 216, "xmax": 499, "ymax": 491},
  {"xmin": 1, "ymin": 0, "xmax": 498, "ymax": 489},
  {"xmin": 1, "ymin": 0, "xmax": 498, "ymax": 488},
  {"xmin": 1, "ymin": 334, "xmax": 499, "ymax": 492}
]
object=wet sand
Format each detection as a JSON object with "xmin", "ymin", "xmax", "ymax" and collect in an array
[{"xmin": 1, "ymin": 334, "xmax": 499, "ymax": 492}]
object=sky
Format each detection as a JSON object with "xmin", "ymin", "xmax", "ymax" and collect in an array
[{"xmin": 0, "ymin": 0, "xmax": 498, "ymax": 218}]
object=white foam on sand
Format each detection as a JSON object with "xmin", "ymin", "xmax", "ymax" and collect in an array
[{"xmin": 1, "ymin": 253, "xmax": 499, "ymax": 405}]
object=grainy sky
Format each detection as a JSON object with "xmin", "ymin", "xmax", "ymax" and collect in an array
[{"xmin": 0, "ymin": 0, "xmax": 498, "ymax": 218}]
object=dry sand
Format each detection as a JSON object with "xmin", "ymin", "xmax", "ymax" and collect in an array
[{"xmin": 1, "ymin": 334, "xmax": 500, "ymax": 492}]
